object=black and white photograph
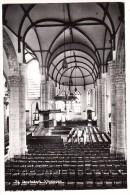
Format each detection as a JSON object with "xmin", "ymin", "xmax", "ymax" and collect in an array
[{"xmin": 0, "ymin": 0, "xmax": 130, "ymax": 193}]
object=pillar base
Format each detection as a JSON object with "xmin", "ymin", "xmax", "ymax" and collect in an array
[
  {"xmin": 21, "ymin": 146, "xmax": 28, "ymax": 155},
  {"xmin": 116, "ymin": 147, "xmax": 125, "ymax": 159},
  {"xmin": 110, "ymin": 146, "xmax": 116, "ymax": 154},
  {"xmin": 8, "ymin": 148, "xmax": 21, "ymax": 159}
]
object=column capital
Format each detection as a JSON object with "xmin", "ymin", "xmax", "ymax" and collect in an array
[
  {"xmin": 101, "ymin": 78, "xmax": 106, "ymax": 84},
  {"xmin": 8, "ymin": 75, "xmax": 20, "ymax": 86},
  {"xmin": 97, "ymin": 78, "xmax": 102, "ymax": 85},
  {"xmin": 19, "ymin": 63, "xmax": 27, "ymax": 75},
  {"xmin": 97, "ymin": 78, "xmax": 106, "ymax": 85},
  {"xmin": 108, "ymin": 60, "xmax": 115, "ymax": 66},
  {"xmin": 108, "ymin": 60, "xmax": 116, "ymax": 76},
  {"xmin": 115, "ymin": 73, "xmax": 125, "ymax": 83},
  {"xmin": 41, "ymin": 74, "xmax": 46, "ymax": 82}
]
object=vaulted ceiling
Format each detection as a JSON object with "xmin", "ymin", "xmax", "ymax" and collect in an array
[{"xmin": 3, "ymin": 3, "xmax": 124, "ymax": 87}]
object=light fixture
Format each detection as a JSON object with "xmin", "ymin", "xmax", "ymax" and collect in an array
[
  {"xmin": 54, "ymin": 5, "xmax": 78, "ymax": 104},
  {"xmin": 73, "ymin": 52, "xmax": 78, "ymax": 93}
]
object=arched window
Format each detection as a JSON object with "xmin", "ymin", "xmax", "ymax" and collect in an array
[
  {"xmin": 87, "ymin": 89, "xmax": 92, "ymax": 106},
  {"xmin": 27, "ymin": 60, "xmax": 40, "ymax": 99},
  {"xmin": 73, "ymin": 91, "xmax": 81, "ymax": 114},
  {"xmin": 74, "ymin": 91, "xmax": 81, "ymax": 103}
]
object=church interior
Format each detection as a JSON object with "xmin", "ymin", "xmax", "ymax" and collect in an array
[{"xmin": 2, "ymin": 2, "xmax": 127, "ymax": 191}]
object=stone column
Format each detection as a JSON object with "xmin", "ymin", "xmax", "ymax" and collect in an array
[
  {"xmin": 108, "ymin": 61, "xmax": 117, "ymax": 154},
  {"xmin": 115, "ymin": 73, "xmax": 126, "ymax": 157},
  {"xmin": 4, "ymin": 100, "xmax": 8, "ymax": 135},
  {"xmin": 41, "ymin": 75, "xmax": 46, "ymax": 111},
  {"xmin": 40, "ymin": 75, "xmax": 46, "ymax": 126},
  {"xmin": 45, "ymin": 81, "xmax": 49, "ymax": 110},
  {"xmin": 92, "ymin": 88, "xmax": 95, "ymax": 113},
  {"xmin": 97, "ymin": 79, "xmax": 102, "ymax": 131},
  {"xmin": 26, "ymin": 110, "xmax": 29, "ymax": 129},
  {"xmin": 101, "ymin": 78, "xmax": 107, "ymax": 132},
  {"xmin": 8, "ymin": 76, "xmax": 21, "ymax": 158},
  {"xmin": 95, "ymin": 85, "xmax": 98, "ymax": 116},
  {"xmin": 19, "ymin": 63, "xmax": 28, "ymax": 154}
]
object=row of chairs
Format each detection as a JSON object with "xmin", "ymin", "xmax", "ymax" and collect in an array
[
  {"xmin": 5, "ymin": 139, "xmax": 127, "ymax": 190},
  {"xmin": 5, "ymin": 176, "xmax": 127, "ymax": 191}
]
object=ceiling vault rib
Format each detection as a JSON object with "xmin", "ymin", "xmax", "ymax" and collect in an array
[
  {"xmin": 77, "ymin": 66, "xmax": 86, "ymax": 88},
  {"xmin": 58, "ymin": 65, "xmax": 94, "ymax": 86},
  {"xmin": 45, "ymin": 27, "xmax": 67, "ymax": 70},
  {"xmin": 74, "ymin": 52, "xmax": 85, "ymax": 87},
  {"xmin": 49, "ymin": 49, "xmax": 98, "ymax": 74},
  {"xmin": 23, "ymin": 18, "xmax": 66, "ymax": 41},
  {"xmin": 2, "ymin": 5, "xmax": 8, "ymax": 24},
  {"xmin": 115, "ymin": 21, "xmax": 122, "ymax": 35},
  {"xmin": 97, "ymin": 3, "xmax": 115, "ymax": 35},
  {"xmin": 74, "ymin": 18, "xmax": 112, "ymax": 37},
  {"xmin": 73, "ymin": 26, "xmax": 101, "ymax": 65},
  {"xmin": 97, "ymin": 48, "xmax": 111, "ymax": 50},
  {"xmin": 3, "ymin": 3, "xmax": 123, "ymax": 86},
  {"xmin": 102, "ymin": 3, "xmax": 109, "ymax": 21},
  {"xmin": 18, "ymin": 4, "xmax": 35, "ymax": 53},
  {"xmin": 54, "ymin": 61, "xmax": 96, "ymax": 83},
  {"xmin": 49, "ymin": 50, "xmax": 97, "ymax": 78},
  {"xmin": 67, "ymin": 4, "xmax": 74, "ymax": 42},
  {"xmin": 3, "ymin": 22, "xmax": 38, "ymax": 63},
  {"xmin": 35, "ymin": 22, "xmax": 103, "ymax": 27},
  {"xmin": 20, "ymin": 5, "xmax": 43, "ymax": 73},
  {"xmin": 48, "ymin": 42, "xmax": 99, "ymax": 69},
  {"xmin": 103, "ymin": 29, "xmax": 107, "ymax": 73},
  {"xmin": 22, "ymin": 18, "xmax": 105, "ymax": 67},
  {"xmin": 49, "ymin": 55, "xmax": 98, "ymax": 76},
  {"xmin": 69, "ymin": 66, "xmax": 76, "ymax": 89}
]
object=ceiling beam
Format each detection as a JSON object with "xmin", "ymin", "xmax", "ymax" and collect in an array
[
  {"xmin": 54, "ymin": 61, "xmax": 96, "ymax": 83},
  {"xmin": 97, "ymin": 3, "xmax": 115, "ymax": 35},
  {"xmin": 22, "ymin": 17, "xmax": 111, "ymax": 67},
  {"xmin": 45, "ymin": 26, "xmax": 67, "ymax": 72},
  {"xmin": 48, "ymin": 42, "xmax": 99, "ymax": 68},
  {"xmin": 67, "ymin": 4, "xmax": 74, "ymax": 42},
  {"xmin": 52, "ymin": 60, "xmax": 97, "ymax": 81},
  {"xmin": 18, "ymin": 4, "xmax": 36, "ymax": 53},
  {"xmin": 58, "ymin": 65, "xmax": 95, "ymax": 85},
  {"xmin": 73, "ymin": 26, "xmax": 101, "ymax": 65},
  {"xmin": 2, "ymin": 5, "xmax": 8, "ymax": 24},
  {"xmin": 35, "ymin": 22, "xmax": 102, "ymax": 28},
  {"xmin": 77, "ymin": 66, "xmax": 86, "ymax": 88},
  {"xmin": 4, "ymin": 23, "xmax": 38, "ymax": 63},
  {"xmin": 49, "ymin": 54, "xmax": 98, "ymax": 76},
  {"xmin": 103, "ymin": 29, "xmax": 107, "ymax": 72},
  {"xmin": 97, "ymin": 47, "xmax": 111, "ymax": 50},
  {"xmin": 102, "ymin": 3, "xmax": 109, "ymax": 21},
  {"xmin": 20, "ymin": 5, "xmax": 43, "ymax": 73},
  {"xmin": 51, "ymin": 50, "xmax": 99, "ymax": 78}
]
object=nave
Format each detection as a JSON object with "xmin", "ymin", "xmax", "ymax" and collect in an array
[
  {"xmin": 3, "ymin": 2, "xmax": 127, "ymax": 192},
  {"xmin": 5, "ymin": 126, "xmax": 127, "ymax": 191}
]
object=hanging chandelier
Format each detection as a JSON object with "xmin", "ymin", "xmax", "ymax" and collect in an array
[
  {"xmin": 73, "ymin": 52, "xmax": 78, "ymax": 92},
  {"xmin": 54, "ymin": 5, "xmax": 78, "ymax": 103}
]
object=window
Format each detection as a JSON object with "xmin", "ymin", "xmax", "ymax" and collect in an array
[
  {"xmin": 87, "ymin": 89, "xmax": 92, "ymax": 106},
  {"xmin": 73, "ymin": 91, "xmax": 81, "ymax": 114},
  {"xmin": 27, "ymin": 60, "xmax": 40, "ymax": 99}
]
